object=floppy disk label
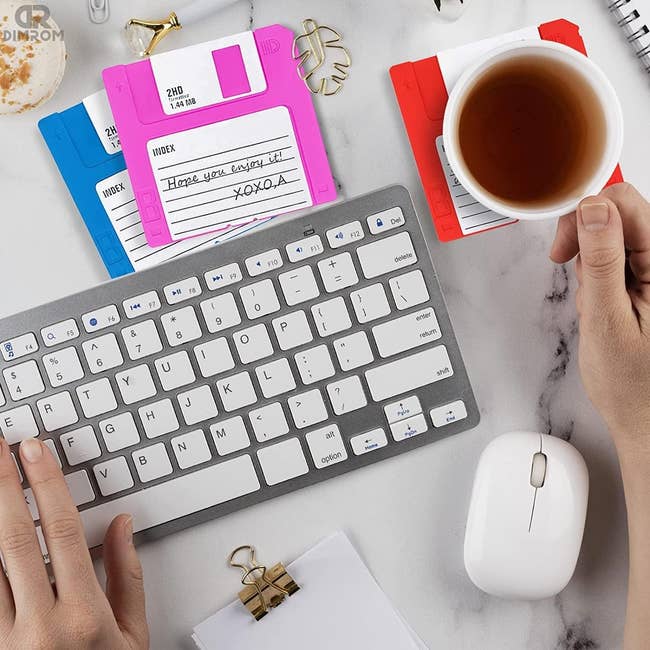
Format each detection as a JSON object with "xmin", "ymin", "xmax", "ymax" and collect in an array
[
  {"xmin": 147, "ymin": 105, "xmax": 312, "ymax": 239},
  {"xmin": 435, "ymin": 137, "xmax": 516, "ymax": 235},
  {"xmin": 96, "ymin": 169, "xmax": 260, "ymax": 271},
  {"xmin": 82, "ymin": 90, "xmax": 121, "ymax": 155},
  {"xmin": 151, "ymin": 32, "xmax": 266, "ymax": 116}
]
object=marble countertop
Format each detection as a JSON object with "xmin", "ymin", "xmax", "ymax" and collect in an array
[{"xmin": 1, "ymin": 0, "xmax": 649, "ymax": 648}]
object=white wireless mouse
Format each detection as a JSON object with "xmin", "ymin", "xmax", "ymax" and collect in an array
[{"xmin": 464, "ymin": 432, "xmax": 589, "ymax": 600}]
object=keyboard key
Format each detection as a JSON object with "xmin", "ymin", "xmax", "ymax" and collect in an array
[
  {"xmin": 54, "ymin": 456, "xmax": 260, "ymax": 548},
  {"xmin": 82, "ymin": 333, "xmax": 124, "ymax": 374},
  {"xmin": 3, "ymin": 360, "xmax": 45, "ymax": 400},
  {"xmin": 171, "ymin": 430, "xmax": 212, "ymax": 469},
  {"xmin": 373, "ymin": 307, "xmax": 441, "ymax": 358},
  {"xmin": 115, "ymin": 364, "xmax": 157, "ymax": 405},
  {"xmin": 177, "ymin": 385, "xmax": 218, "ymax": 426},
  {"xmin": 257, "ymin": 438, "xmax": 308, "ymax": 486},
  {"xmin": 194, "ymin": 338, "xmax": 235, "ymax": 378},
  {"xmin": 278, "ymin": 266, "xmax": 320, "ymax": 306},
  {"xmin": 255, "ymin": 358, "xmax": 296, "ymax": 399},
  {"xmin": 288, "ymin": 389, "xmax": 327, "ymax": 429},
  {"xmin": 350, "ymin": 284, "xmax": 391, "ymax": 324},
  {"xmin": 365, "ymin": 346, "xmax": 453, "ymax": 402},
  {"xmin": 63, "ymin": 470, "xmax": 95, "ymax": 507},
  {"xmin": 43, "ymin": 439, "xmax": 62, "ymax": 468},
  {"xmin": 99, "ymin": 412, "xmax": 140, "ymax": 452},
  {"xmin": 390, "ymin": 413, "xmax": 428, "ymax": 441},
  {"xmin": 204, "ymin": 262, "xmax": 242, "ymax": 290},
  {"xmin": 326, "ymin": 221, "xmax": 364, "ymax": 249},
  {"xmin": 164, "ymin": 276, "xmax": 202, "ymax": 305},
  {"xmin": 37, "ymin": 391, "xmax": 79, "ymax": 433},
  {"xmin": 139, "ymin": 398, "xmax": 180, "ymax": 438},
  {"xmin": 326, "ymin": 376, "xmax": 367, "ymax": 415},
  {"xmin": 249, "ymin": 402, "xmax": 289, "ymax": 443},
  {"xmin": 234, "ymin": 324, "xmax": 273, "ymax": 365},
  {"xmin": 132, "ymin": 443, "xmax": 173, "ymax": 483},
  {"xmin": 317, "ymin": 252, "xmax": 359, "ymax": 293},
  {"xmin": 306, "ymin": 424, "xmax": 348, "ymax": 469},
  {"xmin": 60, "ymin": 426, "xmax": 101, "ymax": 465},
  {"xmin": 42, "ymin": 348, "xmax": 84, "ymax": 389},
  {"xmin": 272, "ymin": 311, "xmax": 313, "ymax": 351},
  {"xmin": 245, "ymin": 249, "xmax": 283, "ymax": 277},
  {"xmin": 76, "ymin": 378, "xmax": 118, "ymax": 418},
  {"xmin": 295, "ymin": 345, "xmax": 335, "ymax": 385},
  {"xmin": 217, "ymin": 372, "xmax": 257, "ymax": 412},
  {"xmin": 350, "ymin": 428, "xmax": 388, "ymax": 456},
  {"xmin": 0, "ymin": 405, "xmax": 38, "ymax": 444},
  {"xmin": 200, "ymin": 293, "xmax": 241, "ymax": 333},
  {"xmin": 123, "ymin": 291, "xmax": 161, "ymax": 319},
  {"xmin": 1, "ymin": 332, "xmax": 38, "ymax": 361},
  {"xmin": 155, "ymin": 351, "xmax": 196, "ymax": 391},
  {"xmin": 94, "ymin": 457, "xmax": 134, "ymax": 496},
  {"xmin": 367, "ymin": 207, "xmax": 405, "ymax": 234},
  {"xmin": 333, "ymin": 332, "xmax": 374, "ymax": 371},
  {"xmin": 389, "ymin": 270, "xmax": 429, "ymax": 311},
  {"xmin": 82, "ymin": 305, "xmax": 120, "ymax": 333},
  {"xmin": 23, "ymin": 487, "xmax": 39, "ymax": 520},
  {"xmin": 239, "ymin": 279, "xmax": 280, "ymax": 320},
  {"xmin": 161, "ymin": 306, "xmax": 202, "ymax": 347},
  {"xmin": 210, "ymin": 416, "xmax": 250, "ymax": 456},
  {"xmin": 121, "ymin": 320, "xmax": 163, "ymax": 361},
  {"xmin": 311, "ymin": 297, "xmax": 352, "ymax": 337},
  {"xmin": 0, "ymin": 387, "xmax": 4, "ymax": 408},
  {"xmin": 41, "ymin": 319, "xmax": 80, "ymax": 348},
  {"xmin": 430, "ymin": 400, "xmax": 468, "ymax": 428},
  {"xmin": 384, "ymin": 395, "xmax": 422, "ymax": 424},
  {"xmin": 286, "ymin": 235, "xmax": 323, "ymax": 262},
  {"xmin": 356, "ymin": 232, "xmax": 417, "ymax": 279}
]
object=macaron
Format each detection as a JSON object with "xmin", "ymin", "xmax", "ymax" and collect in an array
[{"xmin": 0, "ymin": 2, "xmax": 66, "ymax": 114}]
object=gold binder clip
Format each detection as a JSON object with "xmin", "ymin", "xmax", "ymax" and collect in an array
[
  {"xmin": 228, "ymin": 545, "xmax": 300, "ymax": 621},
  {"xmin": 293, "ymin": 19, "xmax": 351, "ymax": 96}
]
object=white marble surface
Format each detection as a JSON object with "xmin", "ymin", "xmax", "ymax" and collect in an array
[{"xmin": 1, "ymin": 1, "xmax": 649, "ymax": 648}]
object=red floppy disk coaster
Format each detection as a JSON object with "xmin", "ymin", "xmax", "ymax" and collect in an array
[{"xmin": 390, "ymin": 19, "xmax": 624, "ymax": 242}]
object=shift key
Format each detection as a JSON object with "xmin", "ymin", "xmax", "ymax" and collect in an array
[{"xmin": 365, "ymin": 346, "xmax": 453, "ymax": 402}]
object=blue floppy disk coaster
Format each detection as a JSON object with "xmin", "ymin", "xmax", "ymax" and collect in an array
[{"xmin": 39, "ymin": 90, "xmax": 264, "ymax": 278}]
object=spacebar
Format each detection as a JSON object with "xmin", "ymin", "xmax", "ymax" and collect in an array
[
  {"xmin": 365, "ymin": 346, "xmax": 454, "ymax": 402},
  {"xmin": 39, "ymin": 455, "xmax": 260, "ymax": 551}
]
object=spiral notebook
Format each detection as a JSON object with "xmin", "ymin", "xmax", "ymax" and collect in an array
[{"xmin": 607, "ymin": 0, "xmax": 650, "ymax": 74}]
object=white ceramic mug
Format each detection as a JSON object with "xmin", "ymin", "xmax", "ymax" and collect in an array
[{"xmin": 442, "ymin": 40, "xmax": 624, "ymax": 220}]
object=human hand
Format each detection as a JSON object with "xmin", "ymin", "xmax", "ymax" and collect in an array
[
  {"xmin": 550, "ymin": 182, "xmax": 650, "ymax": 453},
  {"xmin": 0, "ymin": 437, "xmax": 148, "ymax": 649}
]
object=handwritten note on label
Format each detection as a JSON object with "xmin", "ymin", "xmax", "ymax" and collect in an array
[
  {"xmin": 435, "ymin": 136, "xmax": 516, "ymax": 235},
  {"xmin": 96, "ymin": 170, "xmax": 265, "ymax": 271},
  {"xmin": 146, "ymin": 106, "xmax": 313, "ymax": 241}
]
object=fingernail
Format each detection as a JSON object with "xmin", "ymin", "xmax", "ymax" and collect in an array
[
  {"xmin": 580, "ymin": 202, "xmax": 610, "ymax": 232},
  {"xmin": 124, "ymin": 516, "xmax": 134, "ymax": 545},
  {"xmin": 20, "ymin": 438, "xmax": 43, "ymax": 463}
]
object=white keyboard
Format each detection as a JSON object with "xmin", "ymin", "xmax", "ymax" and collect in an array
[{"xmin": 0, "ymin": 186, "xmax": 478, "ymax": 555}]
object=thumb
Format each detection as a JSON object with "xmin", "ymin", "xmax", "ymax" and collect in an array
[
  {"xmin": 576, "ymin": 196, "xmax": 629, "ymax": 321},
  {"xmin": 103, "ymin": 514, "xmax": 148, "ymax": 647}
]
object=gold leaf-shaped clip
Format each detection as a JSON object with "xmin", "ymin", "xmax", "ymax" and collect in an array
[{"xmin": 293, "ymin": 19, "xmax": 351, "ymax": 96}]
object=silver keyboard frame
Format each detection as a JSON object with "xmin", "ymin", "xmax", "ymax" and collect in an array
[{"xmin": 0, "ymin": 186, "xmax": 479, "ymax": 549}]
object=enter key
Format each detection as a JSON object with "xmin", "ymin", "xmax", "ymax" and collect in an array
[{"xmin": 372, "ymin": 307, "xmax": 441, "ymax": 358}]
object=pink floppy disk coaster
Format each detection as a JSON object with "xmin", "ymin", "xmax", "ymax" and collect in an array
[{"xmin": 103, "ymin": 25, "xmax": 336, "ymax": 246}]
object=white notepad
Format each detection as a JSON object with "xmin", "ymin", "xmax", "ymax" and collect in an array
[{"xmin": 192, "ymin": 532, "xmax": 427, "ymax": 650}]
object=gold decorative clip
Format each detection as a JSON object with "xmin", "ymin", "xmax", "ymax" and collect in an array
[
  {"xmin": 228, "ymin": 545, "xmax": 300, "ymax": 621},
  {"xmin": 123, "ymin": 12, "xmax": 181, "ymax": 58},
  {"xmin": 293, "ymin": 19, "xmax": 351, "ymax": 96}
]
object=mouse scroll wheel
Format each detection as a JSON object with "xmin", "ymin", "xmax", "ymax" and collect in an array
[{"xmin": 530, "ymin": 452, "xmax": 547, "ymax": 488}]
